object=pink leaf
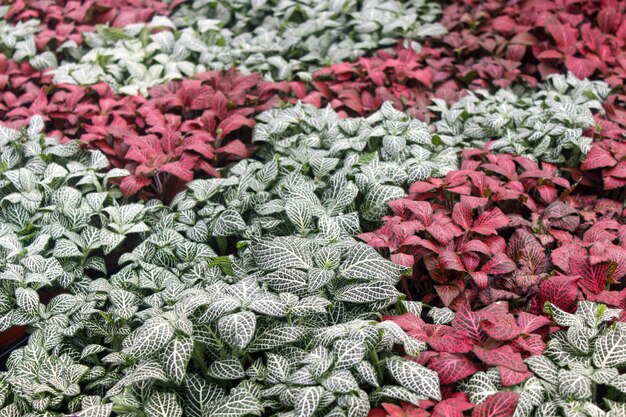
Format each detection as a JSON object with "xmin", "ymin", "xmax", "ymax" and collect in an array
[
  {"xmin": 539, "ymin": 275, "xmax": 579, "ymax": 312},
  {"xmin": 159, "ymin": 162, "xmax": 194, "ymax": 182},
  {"xmin": 120, "ymin": 175, "xmax": 151, "ymax": 197},
  {"xmin": 472, "ymin": 208, "xmax": 509, "ymax": 235},
  {"xmin": 474, "ymin": 345, "xmax": 527, "ymax": 372},
  {"xmin": 472, "ymin": 392, "xmax": 519, "ymax": 417},
  {"xmin": 481, "ymin": 254, "xmax": 516, "ymax": 275},
  {"xmin": 480, "ymin": 314, "xmax": 522, "ymax": 341},
  {"xmin": 217, "ymin": 115, "xmax": 255, "ymax": 137},
  {"xmin": 565, "ymin": 56, "xmax": 597, "ymax": 79},
  {"xmin": 452, "ymin": 203, "xmax": 473, "ymax": 230},
  {"xmin": 429, "ymin": 353, "xmax": 480, "ymax": 385},
  {"xmin": 216, "ymin": 139, "xmax": 250, "ymax": 158},
  {"xmin": 569, "ymin": 256, "xmax": 609, "ymax": 295}
]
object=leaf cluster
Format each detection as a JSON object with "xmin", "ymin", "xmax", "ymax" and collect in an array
[
  {"xmin": 0, "ymin": 118, "xmax": 149, "ymax": 334},
  {"xmin": 171, "ymin": 101, "xmax": 458, "ymax": 251},
  {"xmin": 0, "ymin": 197, "xmax": 442, "ymax": 416},
  {"xmin": 431, "ymin": 73, "xmax": 609, "ymax": 166},
  {"xmin": 1, "ymin": 70, "xmax": 293, "ymax": 201},
  {"xmin": 359, "ymin": 150, "xmax": 626, "ymax": 315},
  {"xmin": 49, "ymin": 0, "xmax": 445, "ymax": 93}
]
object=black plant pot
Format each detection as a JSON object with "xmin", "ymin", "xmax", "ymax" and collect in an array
[{"xmin": 0, "ymin": 327, "xmax": 29, "ymax": 371}]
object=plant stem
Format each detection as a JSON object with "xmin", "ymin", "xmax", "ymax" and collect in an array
[{"xmin": 370, "ymin": 349, "xmax": 384, "ymax": 384}]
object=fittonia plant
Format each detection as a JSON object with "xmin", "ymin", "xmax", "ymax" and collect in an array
[
  {"xmin": 0, "ymin": 202, "xmax": 440, "ymax": 416},
  {"xmin": 0, "ymin": 18, "xmax": 59, "ymax": 70},
  {"xmin": 460, "ymin": 301, "xmax": 626, "ymax": 417},
  {"xmin": 0, "ymin": 117, "xmax": 148, "ymax": 332},
  {"xmin": 170, "ymin": 101, "xmax": 457, "ymax": 251},
  {"xmin": 431, "ymin": 73, "xmax": 611, "ymax": 166},
  {"xmin": 50, "ymin": 0, "xmax": 446, "ymax": 94}
]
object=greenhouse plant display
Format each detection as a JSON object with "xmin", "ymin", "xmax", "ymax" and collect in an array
[{"xmin": 0, "ymin": 0, "xmax": 625, "ymax": 416}]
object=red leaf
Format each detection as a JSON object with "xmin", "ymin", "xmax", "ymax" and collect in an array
[
  {"xmin": 159, "ymin": 162, "xmax": 194, "ymax": 182},
  {"xmin": 569, "ymin": 256, "xmax": 609, "ymax": 295},
  {"xmin": 452, "ymin": 303, "xmax": 486, "ymax": 345},
  {"xmin": 480, "ymin": 314, "xmax": 522, "ymax": 341},
  {"xmin": 391, "ymin": 253, "xmax": 414, "ymax": 267},
  {"xmin": 216, "ymin": 139, "xmax": 250, "ymax": 158},
  {"xmin": 474, "ymin": 345, "xmax": 527, "ymax": 372},
  {"xmin": 452, "ymin": 203, "xmax": 473, "ymax": 230},
  {"xmin": 429, "ymin": 353, "xmax": 480, "ymax": 384},
  {"xmin": 539, "ymin": 275, "xmax": 579, "ymax": 312},
  {"xmin": 440, "ymin": 250, "xmax": 466, "ymax": 272},
  {"xmin": 481, "ymin": 254, "xmax": 516, "ymax": 275},
  {"xmin": 386, "ymin": 313, "xmax": 424, "ymax": 334},
  {"xmin": 217, "ymin": 115, "xmax": 255, "ymax": 137},
  {"xmin": 492, "ymin": 16, "xmax": 516, "ymax": 33},
  {"xmin": 470, "ymin": 272, "xmax": 489, "ymax": 290},
  {"xmin": 120, "ymin": 175, "xmax": 152, "ymax": 197},
  {"xmin": 537, "ymin": 50, "xmax": 564, "ymax": 60},
  {"xmin": 211, "ymin": 91, "xmax": 228, "ymax": 118},
  {"xmin": 581, "ymin": 143, "xmax": 617, "ymax": 170},
  {"xmin": 516, "ymin": 313, "xmax": 550, "ymax": 334},
  {"xmin": 472, "ymin": 208, "xmax": 509, "ymax": 235},
  {"xmin": 436, "ymin": 284, "xmax": 462, "ymax": 307},
  {"xmin": 428, "ymin": 326, "xmax": 474, "ymax": 353},
  {"xmin": 565, "ymin": 56, "xmax": 597, "ymax": 79},
  {"xmin": 433, "ymin": 396, "xmax": 475, "ymax": 417},
  {"xmin": 472, "ymin": 392, "xmax": 519, "ymax": 417},
  {"xmin": 499, "ymin": 367, "xmax": 532, "ymax": 387},
  {"xmin": 597, "ymin": 8, "xmax": 620, "ymax": 33},
  {"xmin": 547, "ymin": 24, "xmax": 577, "ymax": 54}
]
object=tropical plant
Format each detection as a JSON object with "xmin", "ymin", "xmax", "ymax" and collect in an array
[
  {"xmin": 373, "ymin": 301, "xmax": 626, "ymax": 417},
  {"xmin": 567, "ymin": 139, "xmax": 626, "ymax": 201},
  {"xmin": 1, "ymin": 69, "xmax": 295, "ymax": 201},
  {"xmin": 0, "ymin": 117, "xmax": 149, "ymax": 334},
  {"xmin": 388, "ymin": 301, "xmax": 550, "ymax": 389},
  {"xmin": 431, "ymin": 73, "xmax": 610, "ymax": 166},
  {"xmin": 170, "ymin": 101, "xmax": 458, "ymax": 253},
  {"xmin": 297, "ymin": 0, "xmax": 626, "ymax": 131},
  {"xmin": 359, "ymin": 150, "xmax": 626, "ymax": 315},
  {"xmin": 0, "ymin": 17, "xmax": 54, "ymax": 69},
  {"xmin": 49, "ymin": 0, "xmax": 445, "ymax": 94},
  {"xmin": 462, "ymin": 301, "xmax": 626, "ymax": 417},
  {"xmin": 0, "ymin": 200, "xmax": 442, "ymax": 416}
]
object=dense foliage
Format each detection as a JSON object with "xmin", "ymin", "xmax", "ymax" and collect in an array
[
  {"xmin": 297, "ymin": 0, "xmax": 626, "ymax": 130},
  {"xmin": 0, "ymin": 70, "xmax": 296, "ymax": 201},
  {"xmin": 35, "ymin": 0, "xmax": 446, "ymax": 94},
  {"xmin": 0, "ymin": 118, "xmax": 140, "ymax": 333},
  {"xmin": 1, "ymin": 1, "xmax": 626, "ymax": 416},
  {"xmin": 430, "ymin": 74, "xmax": 609, "ymax": 165},
  {"xmin": 359, "ymin": 149, "xmax": 626, "ymax": 316}
]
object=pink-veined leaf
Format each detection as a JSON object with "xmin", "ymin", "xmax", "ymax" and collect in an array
[
  {"xmin": 480, "ymin": 314, "xmax": 522, "ymax": 341},
  {"xmin": 429, "ymin": 353, "xmax": 480, "ymax": 385},
  {"xmin": 565, "ymin": 55, "xmax": 597, "ymax": 79},
  {"xmin": 472, "ymin": 392, "xmax": 519, "ymax": 417},
  {"xmin": 481, "ymin": 254, "xmax": 516, "ymax": 275},
  {"xmin": 473, "ymin": 345, "xmax": 527, "ymax": 372},
  {"xmin": 539, "ymin": 275, "xmax": 579, "ymax": 312},
  {"xmin": 472, "ymin": 208, "xmax": 509, "ymax": 235}
]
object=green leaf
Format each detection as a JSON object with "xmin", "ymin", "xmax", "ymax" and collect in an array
[
  {"xmin": 208, "ymin": 357, "xmax": 245, "ymax": 380},
  {"xmin": 144, "ymin": 392, "xmax": 182, "ymax": 417},
  {"xmin": 386, "ymin": 357, "xmax": 441, "ymax": 401},
  {"xmin": 218, "ymin": 311, "xmax": 256, "ymax": 350},
  {"xmin": 592, "ymin": 328, "xmax": 626, "ymax": 368},
  {"xmin": 335, "ymin": 282, "xmax": 400, "ymax": 304},
  {"xmin": 163, "ymin": 337, "xmax": 194, "ymax": 385},
  {"xmin": 128, "ymin": 317, "xmax": 175, "ymax": 357},
  {"xmin": 206, "ymin": 391, "xmax": 262, "ymax": 417},
  {"xmin": 252, "ymin": 237, "xmax": 313, "ymax": 270},
  {"xmin": 339, "ymin": 244, "xmax": 404, "ymax": 282}
]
